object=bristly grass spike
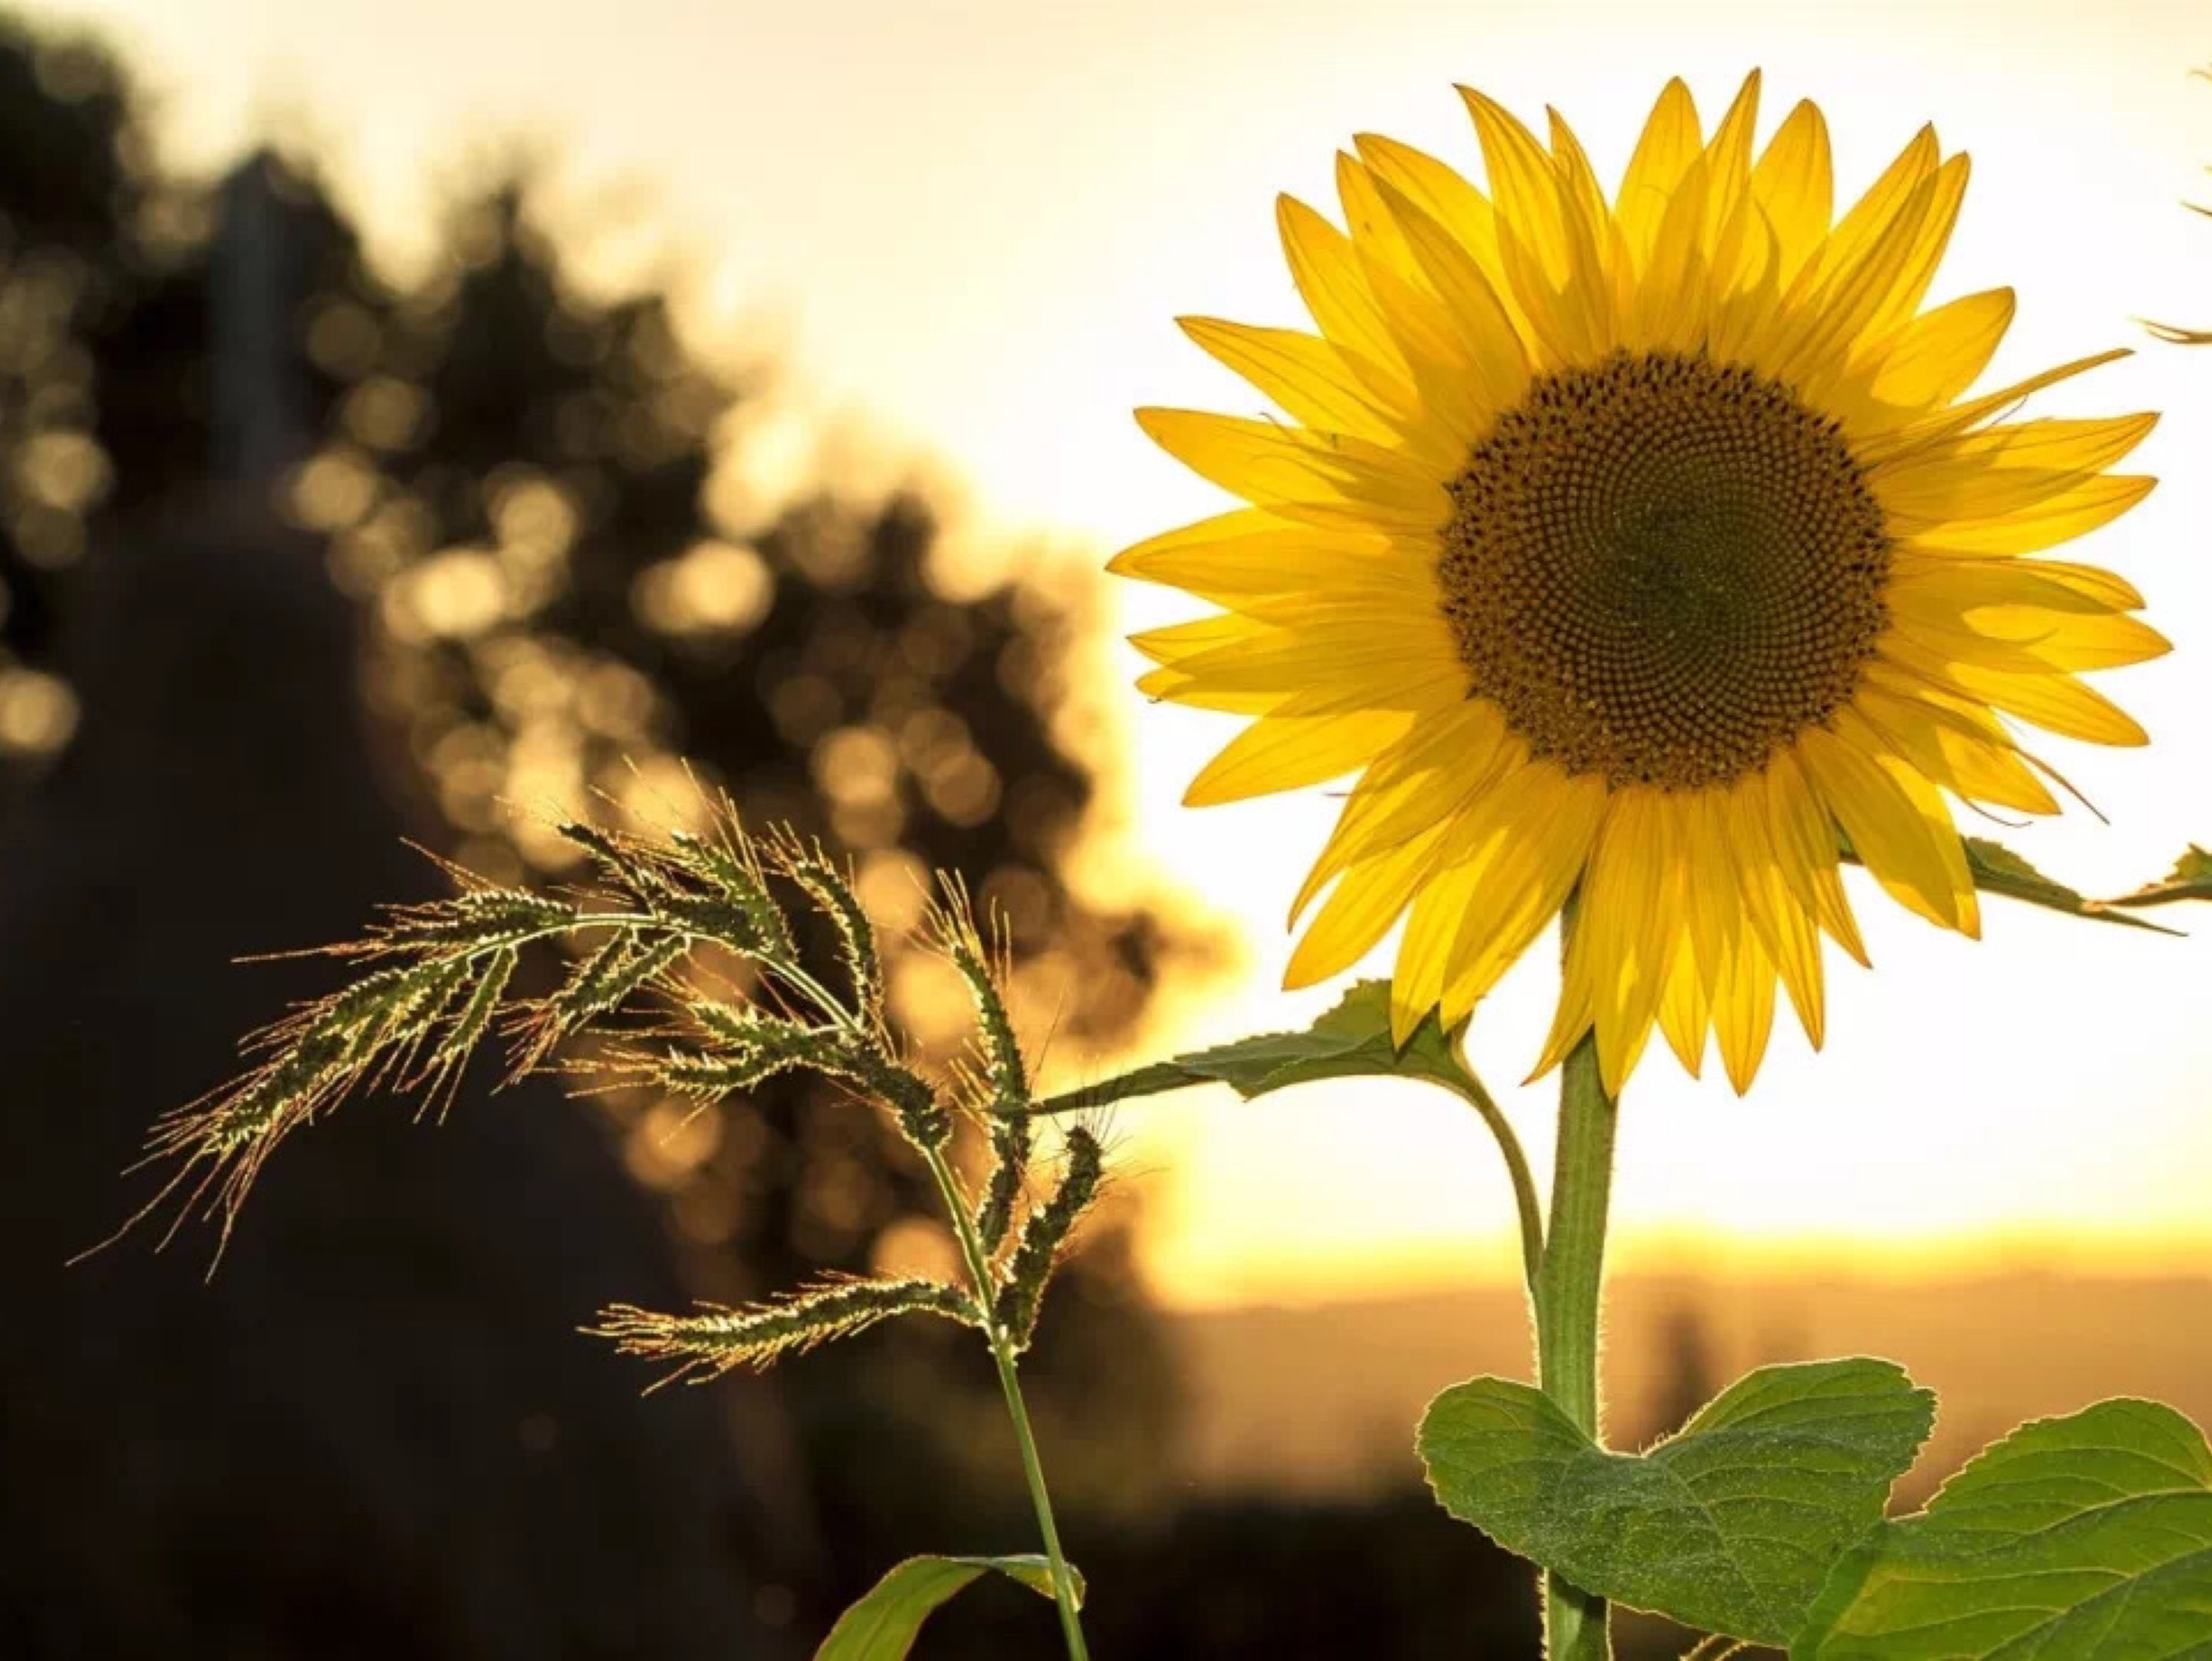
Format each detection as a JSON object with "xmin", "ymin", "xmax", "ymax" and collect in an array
[{"xmin": 108, "ymin": 797, "xmax": 1102, "ymax": 1657}]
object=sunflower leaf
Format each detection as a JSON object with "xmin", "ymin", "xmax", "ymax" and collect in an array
[
  {"xmin": 1844, "ymin": 834, "xmax": 2189, "ymax": 936},
  {"xmin": 1031, "ymin": 978, "xmax": 1465, "ymax": 1114},
  {"xmin": 815, "ymin": 1553, "xmax": 1084, "ymax": 1661},
  {"xmin": 1418, "ymin": 1359, "xmax": 1935, "ymax": 1647},
  {"xmin": 1792, "ymin": 1398, "xmax": 2212, "ymax": 1658},
  {"xmin": 2107, "ymin": 842, "xmax": 2212, "ymax": 910},
  {"xmin": 1960, "ymin": 837, "xmax": 2181, "ymax": 934}
]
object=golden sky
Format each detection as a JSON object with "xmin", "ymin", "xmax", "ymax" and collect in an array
[{"xmin": 46, "ymin": 0, "xmax": 2212, "ymax": 1306}]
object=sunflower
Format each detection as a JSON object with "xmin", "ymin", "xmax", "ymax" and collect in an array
[{"xmin": 1117, "ymin": 72, "xmax": 2165, "ymax": 1095}]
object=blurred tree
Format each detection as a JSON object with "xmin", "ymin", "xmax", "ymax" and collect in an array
[
  {"xmin": 0, "ymin": 18, "xmax": 142, "ymax": 785},
  {"xmin": 0, "ymin": 8, "xmax": 1222, "ymax": 1652},
  {"xmin": 292, "ymin": 175, "xmax": 1218, "ymax": 1618},
  {"xmin": 0, "ymin": 18, "xmax": 800, "ymax": 1653}
]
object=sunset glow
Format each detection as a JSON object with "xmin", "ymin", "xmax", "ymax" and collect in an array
[{"xmin": 51, "ymin": 0, "xmax": 2212, "ymax": 1306}]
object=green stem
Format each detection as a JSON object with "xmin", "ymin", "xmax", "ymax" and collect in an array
[
  {"xmin": 1427, "ymin": 1057, "xmax": 1545, "ymax": 1292},
  {"xmin": 791, "ymin": 958, "xmax": 1088, "ymax": 1659},
  {"xmin": 925, "ymin": 1146, "xmax": 1091, "ymax": 1661},
  {"xmin": 1533, "ymin": 897, "xmax": 1618, "ymax": 1661},
  {"xmin": 984, "ymin": 1324, "xmax": 1090, "ymax": 1661}
]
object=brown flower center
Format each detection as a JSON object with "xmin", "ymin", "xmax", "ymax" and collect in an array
[{"xmin": 1439, "ymin": 350, "xmax": 1891, "ymax": 791}]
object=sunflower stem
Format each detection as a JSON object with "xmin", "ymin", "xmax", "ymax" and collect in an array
[
  {"xmin": 1533, "ymin": 894, "xmax": 1617, "ymax": 1661},
  {"xmin": 1431, "ymin": 1049, "xmax": 1545, "ymax": 1292}
]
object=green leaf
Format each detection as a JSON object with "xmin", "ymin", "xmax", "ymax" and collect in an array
[
  {"xmin": 815, "ymin": 1553, "xmax": 1084, "ymax": 1660},
  {"xmin": 1794, "ymin": 1398, "xmax": 2212, "ymax": 1658},
  {"xmin": 1842, "ymin": 833, "xmax": 2205, "ymax": 936},
  {"xmin": 1034, "ymin": 979, "xmax": 1464, "ymax": 1114},
  {"xmin": 1418, "ymin": 1359, "xmax": 1935, "ymax": 1646},
  {"xmin": 2110, "ymin": 843, "xmax": 2212, "ymax": 910},
  {"xmin": 1958, "ymin": 838, "xmax": 2180, "ymax": 935}
]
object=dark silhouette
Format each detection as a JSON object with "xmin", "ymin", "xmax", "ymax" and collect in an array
[
  {"xmin": 0, "ymin": 13, "xmax": 1624, "ymax": 1657},
  {"xmin": 0, "ymin": 52, "xmax": 792, "ymax": 1650},
  {"xmin": 0, "ymin": 15, "xmax": 1202, "ymax": 1655}
]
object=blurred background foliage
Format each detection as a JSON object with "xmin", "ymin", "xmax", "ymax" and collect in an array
[{"xmin": 0, "ymin": 9, "xmax": 1721, "ymax": 1656}]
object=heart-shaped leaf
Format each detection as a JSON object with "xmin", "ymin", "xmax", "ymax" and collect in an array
[
  {"xmin": 1033, "ymin": 979, "xmax": 1466, "ymax": 1113},
  {"xmin": 816, "ymin": 1553, "xmax": 1084, "ymax": 1660},
  {"xmin": 1794, "ymin": 1397, "xmax": 2212, "ymax": 1657},
  {"xmin": 1419, "ymin": 1359, "xmax": 1934, "ymax": 1646}
]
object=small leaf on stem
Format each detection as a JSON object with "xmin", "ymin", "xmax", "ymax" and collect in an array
[
  {"xmin": 815, "ymin": 1553, "xmax": 1087, "ymax": 1661},
  {"xmin": 1033, "ymin": 979, "xmax": 1467, "ymax": 1113}
]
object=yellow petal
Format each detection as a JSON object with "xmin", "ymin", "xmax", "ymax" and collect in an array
[
  {"xmin": 1729, "ymin": 788, "xmax": 1827, "ymax": 1047},
  {"xmin": 1286, "ymin": 819, "xmax": 1452, "ymax": 986},
  {"xmin": 1541, "ymin": 790, "xmax": 1678, "ymax": 1092},
  {"xmin": 1129, "ymin": 611, "xmax": 1264, "ymax": 667},
  {"xmin": 1767, "ymin": 887, "xmax": 1826, "ymax": 1052},
  {"xmin": 1861, "ymin": 153, "xmax": 1972, "ymax": 345},
  {"xmin": 1459, "ymin": 85, "xmax": 1604, "ymax": 364},
  {"xmin": 1133, "ymin": 661, "xmax": 1281, "ymax": 714},
  {"xmin": 1317, "ymin": 154, "xmax": 1521, "ymax": 449},
  {"xmin": 1353, "ymin": 133, "xmax": 1503, "ymax": 274},
  {"xmin": 1369, "ymin": 175, "xmax": 1533, "ymax": 415},
  {"xmin": 1184, "ymin": 704, "xmax": 1424, "ymax": 807},
  {"xmin": 1440, "ymin": 764, "xmax": 1607, "ymax": 1030},
  {"xmin": 1711, "ymin": 926, "xmax": 1777, "ymax": 1094},
  {"xmin": 1864, "ymin": 288, "xmax": 2014, "ymax": 413},
  {"xmin": 1277, "ymin": 194, "xmax": 1417, "ymax": 390},
  {"xmin": 1459, "ymin": 85, "xmax": 1571, "ymax": 281},
  {"xmin": 1355, "ymin": 131, "xmax": 1534, "ymax": 351},
  {"xmin": 1874, "ymin": 414, "xmax": 2159, "ymax": 528},
  {"xmin": 2000, "ymin": 558, "xmax": 2147, "ymax": 612},
  {"xmin": 1110, "ymin": 509, "xmax": 1404, "ymax": 598},
  {"xmin": 1134, "ymin": 407, "xmax": 1449, "ymax": 533},
  {"xmin": 1701, "ymin": 199, "xmax": 1785, "ymax": 364},
  {"xmin": 1546, "ymin": 107, "xmax": 1621, "ymax": 348},
  {"xmin": 1891, "ymin": 552, "xmax": 2140, "ymax": 617},
  {"xmin": 1336, "ymin": 148, "xmax": 1420, "ymax": 282},
  {"xmin": 1143, "ymin": 627, "xmax": 1464, "ymax": 707},
  {"xmin": 1904, "ymin": 474, "xmax": 2156, "ymax": 557},
  {"xmin": 1176, "ymin": 318, "xmax": 1413, "ymax": 448},
  {"xmin": 1624, "ymin": 155, "xmax": 1714, "ymax": 351},
  {"xmin": 1750, "ymin": 98, "xmax": 1834, "ymax": 285},
  {"xmin": 1924, "ymin": 654, "xmax": 2153, "ymax": 746},
  {"xmin": 1770, "ymin": 170, "xmax": 1941, "ymax": 387},
  {"xmin": 1911, "ymin": 594, "xmax": 2170, "ymax": 675},
  {"xmin": 1851, "ymin": 684, "xmax": 2058, "ymax": 816},
  {"xmin": 1547, "ymin": 108, "xmax": 1613, "ymax": 248},
  {"xmin": 1654, "ymin": 933, "xmax": 1710, "ymax": 1076},
  {"xmin": 1391, "ymin": 843, "xmax": 1492, "ymax": 1044},
  {"xmin": 1294, "ymin": 702, "xmax": 1515, "ymax": 918},
  {"xmin": 1615, "ymin": 77, "xmax": 1704, "ymax": 267},
  {"xmin": 1798, "ymin": 713, "xmax": 1977, "ymax": 937},
  {"xmin": 1766, "ymin": 748, "xmax": 1869, "ymax": 965},
  {"xmin": 1814, "ymin": 124, "xmax": 1939, "ymax": 288},
  {"xmin": 1698, "ymin": 70, "xmax": 1764, "ymax": 251},
  {"xmin": 1857, "ymin": 348, "xmax": 2131, "ymax": 467}
]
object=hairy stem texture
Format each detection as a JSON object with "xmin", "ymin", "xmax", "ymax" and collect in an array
[{"xmin": 1533, "ymin": 900, "xmax": 1618, "ymax": 1660}]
